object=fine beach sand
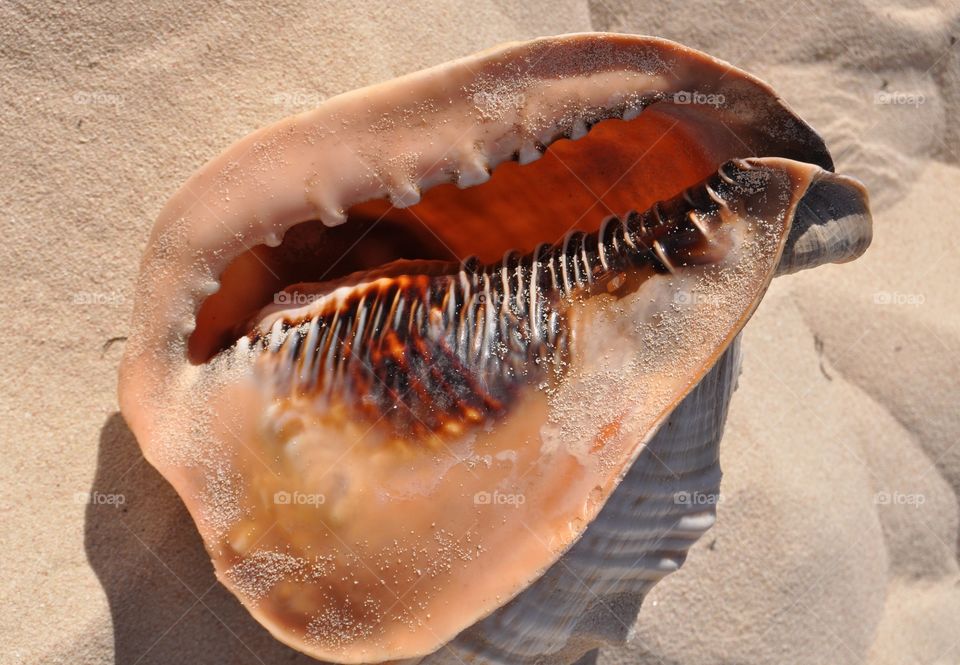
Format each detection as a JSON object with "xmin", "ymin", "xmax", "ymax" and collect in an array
[{"xmin": 1, "ymin": 2, "xmax": 958, "ymax": 664}]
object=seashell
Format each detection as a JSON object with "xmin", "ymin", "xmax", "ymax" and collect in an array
[{"xmin": 118, "ymin": 33, "xmax": 871, "ymax": 664}]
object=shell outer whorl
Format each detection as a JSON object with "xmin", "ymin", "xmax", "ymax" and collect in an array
[{"xmin": 247, "ymin": 160, "xmax": 771, "ymax": 440}]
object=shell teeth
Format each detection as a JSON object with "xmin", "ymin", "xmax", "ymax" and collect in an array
[
  {"xmin": 389, "ymin": 183, "xmax": 421, "ymax": 208},
  {"xmin": 268, "ymin": 319, "xmax": 286, "ymax": 353},
  {"xmin": 517, "ymin": 144, "xmax": 543, "ymax": 165},
  {"xmin": 318, "ymin": 208, "xmax": 347, "ymax": 227},
  {"xmin": 569, "ymin": 118, "xmax": 589, "ymax": 140},
  {"xmin": 200, "ymin": 280, "xmax": 220, "ymax": 296},
  {"xmin": 264, "ymin": 232, "xmax": 282, "ymax": 247},
  {"xmin": 622, "ymin": 104, "xmax": 643, "ymax": 121},
  {"xmin": 457, "ymin": 158, "xmax": 491, "ymax": 188}
]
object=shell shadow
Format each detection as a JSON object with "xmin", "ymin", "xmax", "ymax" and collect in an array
[{"xmin": 85, "ymin": 413, "xmax": 319, "ymax": 665}]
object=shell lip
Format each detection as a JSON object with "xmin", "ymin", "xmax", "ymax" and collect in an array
[{"xmin": 121, "ymin": 30, "xmax": 840, "ymax": 380}]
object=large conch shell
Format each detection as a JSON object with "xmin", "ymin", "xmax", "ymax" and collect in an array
[{"xmin": 119, "ymin": 33, "xmax": 871, "ymax": 664}]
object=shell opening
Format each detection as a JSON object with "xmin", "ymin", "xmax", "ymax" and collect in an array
[
  {"xmin": 188, "ymin": 106, "xmax": 729, "ymax": 364},
  {"xmin": 230, "ymin": 160, "xmax": 769, "ymax": 446}
]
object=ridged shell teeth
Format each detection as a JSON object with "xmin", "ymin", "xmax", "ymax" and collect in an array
[
  {"xmin": 518, "ymin": 144, "xmax": 543, "ymax": 165},
  {"xmin": 622, "ymin": 103, "xmax": 643, "ymax": 121},
  {"xmin": 457, "ymin": 158, "xmax": 491, "ymax": 188},
  {"xmin": 389, "ymin": 182, "xmax": 421, "ymax": 208},
  {"xmin": 569, "ymin": 118, "xmax": 589, "ymax": 140},
  {"xmin": 199, "ymin": 280, "xmax": 220, "ymax": 296},
  {"xmin": 318, "ymin": 207, "xmax": 347, "ymax": 227}
]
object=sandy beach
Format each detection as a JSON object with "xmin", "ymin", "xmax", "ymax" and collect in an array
[{"xmin": 1, "ymin": 1, "xmax": 958, "ymax": 664}]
